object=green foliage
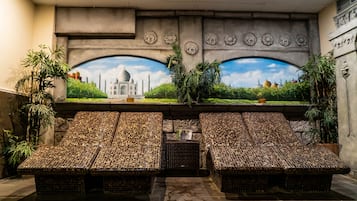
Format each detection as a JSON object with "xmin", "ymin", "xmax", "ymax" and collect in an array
[
  {"xmin": 144, "ymin": 83, "xmax": 176, "ymax": 98},
  {"xmin": 10, "ymin": 45, "xmax": 70, "ymax": 167},
  {"xmin": 2, "ymin": 130, "xmax": 34, "ymax": 167},
  {"xmin": 167, "ymin": 44, "xmax": 220, "ymax": 105},
  {"xmin": 301, "ymin": 54, "xmax": 337, "ymax": 143},
  {"xmin": 211, "ymin": 82, "xmax": 310, "ymax": 101},
  {"xmin": 67, "ymin": 78, "xmax": 107, "ymax": 98}
]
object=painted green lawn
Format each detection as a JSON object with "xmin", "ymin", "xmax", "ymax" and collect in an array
[{"xmin": 66, "ymin": 98, "xmax": 308, "ymax": 105}]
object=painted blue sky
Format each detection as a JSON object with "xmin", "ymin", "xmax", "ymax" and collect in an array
[
  {"xmin": 220, "ymin": 58, "xmax": 302, "ymax": 88},
  {"xmin": 70, "ymin": 56, "xmax": 171, "ymax": 95}
]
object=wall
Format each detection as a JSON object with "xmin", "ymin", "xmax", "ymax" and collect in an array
[
  {"xmin": 54, "ymin": 8, "xmax": 321, "ymax": 101},
  {"xmin": 319, "ymin": 1, "xmax": 337, "ymax": 55},
  {"xmin": 330, "ymin": 2, "xmax": 357, "ymax": 177},
  {"xmin": 0, "ymin": 1, "xmax": 55, "ymax": 178},
  {"xmin": 0, "ymin": 0, "xmax": 34, "ymax": 91}
]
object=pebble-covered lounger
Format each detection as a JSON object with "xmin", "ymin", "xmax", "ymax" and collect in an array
[
  {"xmin": 200, "ymin": 112, "xmax": 350, "ymax": 193},
  {"xmin": 17, "ymin": 111, "xmax": 120, "ymax": 196},
  {"xmin": 90, "ymin": 112, "xmax": 163, "ymax": 193}
]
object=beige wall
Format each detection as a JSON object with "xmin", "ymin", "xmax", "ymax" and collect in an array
[
  {"xmin": 0, "ymin": 0, "xmax": 55, "ymax": 91},
  {"xmin": 318, "ymin": 1, "xmax": 337, "ymax": 55}
]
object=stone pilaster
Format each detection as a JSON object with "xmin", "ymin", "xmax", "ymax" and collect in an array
[
  {"xmin": 330, "ymin": 6, "xmax": 357, "ymax": 176},
  {"xmin": 179, "ymin": 16, "xmax": 203, "ymax": 71}
]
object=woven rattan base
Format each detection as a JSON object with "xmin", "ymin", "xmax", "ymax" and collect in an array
[
  {"xmin": 35, "ymin": 175, "xmax": 86, "ymax": 196},
  {"xmin": 212, "ymin": 172, "xmax": 283, "ymax": 193},
  {"xmin": 103, "ymin": 176, "xmax": 154, "ymax": 194},
  {"xmin": 284, "ymin": 174, "xmax": 332, "ymax": 192}
]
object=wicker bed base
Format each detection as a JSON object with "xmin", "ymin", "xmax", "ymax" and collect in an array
[
  {"xmin": 284, "ymin": 174, "xmax": 332, "ymax": 192},
  {"xmin": 212, "ymin": 172, "xmax": 283, "ymax": 193},
  {"xmin": 102, "ymin": 176, "xmax": 154, "ymax": 194},
  {"xmin": 35, "ymin": 175, "xmax": 86, "ymax": 196}
]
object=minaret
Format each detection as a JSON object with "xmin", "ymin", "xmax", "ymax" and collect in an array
[
  {"xmin": 148, "ymin": 74, "xmax": 151, "ymax": 92},
  {"xmin": 104, "ymin": 80, "xmax": 107, "ymax": 94},
  {"xmin": 99, "ymin": 73, "xmax": 101, "ymax": 90},
  {"xmin": 142, "ymin": 80, "xmax": 144, "ymax": 95}
]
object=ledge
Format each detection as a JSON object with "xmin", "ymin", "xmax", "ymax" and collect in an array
[{"xmin": 54, "ymin": 102, "xmax": 309, "ymax": 120}]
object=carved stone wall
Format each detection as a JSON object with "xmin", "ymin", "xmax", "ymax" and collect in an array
[
  {"xmin": 330, "ymin": 16, "xmax": 357, "ymax": 177},
  {"xmin": 54, "ymin": 8, "xmax": 320, "ymax": 101}
]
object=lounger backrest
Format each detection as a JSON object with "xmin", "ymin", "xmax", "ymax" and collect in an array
[
  {"xmin": 111, "ymin": 112, "xmax": 163, "ymax": 148},
  {"xmin": 200, "ymin": 112, "xmax": 254, "ymax": 149},
  {"xmin": 242, "ymin": 112, "xmax": 301, "ymax": 145},
  {"xmin": 60, "ymin": 111, "xmax": 120, "ymax": 147}
]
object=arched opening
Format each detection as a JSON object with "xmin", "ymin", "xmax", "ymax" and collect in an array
[
  {"xmin": 66, "ymin": 56, "xmax": 171, "ymax": 101},
  {"xmin": 213, "ymin": 57, "xmax": 309, "ymax": 103}
]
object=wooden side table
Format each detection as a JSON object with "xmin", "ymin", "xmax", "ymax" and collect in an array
[{"xmin": 165, "ymin": 140, "xmax": 200, "ymax": 171}]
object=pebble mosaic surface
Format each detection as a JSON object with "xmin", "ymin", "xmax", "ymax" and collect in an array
[
  {"xmin": 199, "ymin": 113, "xmax": 254, "ymax": 149},
  {"xmin": 272, "ymin": 144, "xmax": 350, "ymax": 174},
  {"xmin": 60, "ymin": 111, "xmax": 120, "ymax": 147},
  {"xmin": 210, "ymin": 145, "xmax": 283, "ymax": 173},
  {"xmin": 92, "ymin": 112, "xmax": 163, "ymax": 173},
  {"xmin": 242, "ymin": 112, "xmax": 301, "ymax": 145},
  {"xmin": 18, "ymin": 145, "xmax": 99, "ymax": 174}
]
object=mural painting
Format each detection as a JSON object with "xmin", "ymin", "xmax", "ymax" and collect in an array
[{"xmin": 67, "ymin": 56, "xmax": 309, "ymax": 104}]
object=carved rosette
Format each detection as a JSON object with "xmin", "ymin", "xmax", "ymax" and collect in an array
[
  {"xmin": 333, "ymin": 33, "xmax": 357, "ymax": 49},
  {"xmin": 279, "ymin": 35, "xmax": 291, "ymax": 47},
  {"xmin": 261, "ymin": 33, "xmax": 274, "ymax": 46},
  {"xmin": 144, "ymin": 31, "xmax": 158, "ymax": 45},
  {"xmin": 224, "ymin": 34, "xmax": 237, "ymax": 46},
  {"xmin": 184, "ymin": 41, "xmax": 199, "ymax": 55},
  {"xmin": 205, "ymin": 33, "xmax": 218, "ymax": 45},
  {"xmin": 295, "ymin": 34, "xmax": 308, "ymax": 47},
  {"xmin": 164, "ymin": 32, "xmax": 177, "ymax": 45},
  {"xmin": 243, "ymin": 32, "xmax": 257, "ymax": 46}
]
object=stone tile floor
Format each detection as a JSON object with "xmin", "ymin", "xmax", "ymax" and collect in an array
[{"xmin": 0, "ymin": 174, "xmax": 356, "ymax": 200}]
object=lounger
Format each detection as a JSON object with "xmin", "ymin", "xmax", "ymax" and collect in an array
[
  {"xmin": 90, "ymin": 112, "xmax": 163, "ymax": 194},
  {"xmin": 17, "ymin": 111, "xmax": 120, "ymax": 196},
  {"xmin": 200, "ymin": 113, "xmax": 283, "ymax": 192},
  {"xmin": 242, "ymin": 112, "xmax": 350, "ymax": 192}
]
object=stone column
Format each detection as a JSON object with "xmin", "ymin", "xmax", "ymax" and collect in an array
[
  {"xmin": 179, "ymin": 16, "xmax": 203, "ymax": 71},
  {"xmin": 53, "ymin": 36, "xmax": 68, "ymax": 102},
  {"xmin": 330, "ymin": 5, "xmax": 357, "ymax": 177}
]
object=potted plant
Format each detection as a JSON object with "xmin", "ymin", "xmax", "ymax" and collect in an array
[
  {"xmin": 167, "ymin": 44, "xmax": 221, "ymax": 106},
  {"xmin": 301, "ymin": 54, "xmax": 339, "ymax": 154},
  {"xmin": 256, "ymin": 92, "xmax": 266, "ymax": 103},
  {"xmin": 4, "ymin": 45, "xmax": 70, "ymax": 169}
]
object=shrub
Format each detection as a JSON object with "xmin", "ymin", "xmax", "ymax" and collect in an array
[{"xmin": 144, "ymin": 83, "xmax": 176, "ymax": 98}]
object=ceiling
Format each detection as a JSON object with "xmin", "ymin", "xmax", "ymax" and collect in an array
[{"xmin": 32, "ymin": 0, "xmax": 335, "ymax": 13}]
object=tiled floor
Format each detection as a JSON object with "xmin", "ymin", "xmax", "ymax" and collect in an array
[{"xmin": 0, "ymin": 174, "xmax": 356, "ymax": 201}]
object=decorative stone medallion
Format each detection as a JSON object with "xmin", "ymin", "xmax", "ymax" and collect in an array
[
  {"xmin": 295, "ymin": 34, "xmax": 308, "ymax": 47},
  {"xmin": 243, "ymin": 32, "xmax": 257, "ymax": 46},
  {"xmin": 279, "ymin": 35, "xmax": 291, "ymax": 47},
  {"xmin": 144, "ymin": 31, "xmax": 158, "ymax": 45},
  {"xmin": 224, "ymin": 34, "xmax": 237, "ymax": 46},
  {"xmin": 205, "ymin": 33, "xmax": 218, "ymax": 45},
  {"xmin": 184, "ymin": 41, "xmax": 199, "ymax": 55},
  {"xmin": 164, "ymin": 32, "xmax": 177, "ymax": 45},
  {"xmin": 261, "ymin": 33, "xmax": 274, "ymax": 46}
]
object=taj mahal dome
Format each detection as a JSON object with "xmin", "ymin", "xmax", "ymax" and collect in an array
[{"xmin": 108, "ymin": 68, "xmax": 137, "ymax": 99}]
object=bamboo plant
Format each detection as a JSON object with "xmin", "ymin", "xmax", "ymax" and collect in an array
[
  {"xmin": 4, "ymin": 45, "xmax": 70, "ymax": 167},
  {"xmin": 301, "ymin": 54, "xmax": 338, "ymax": 143}
]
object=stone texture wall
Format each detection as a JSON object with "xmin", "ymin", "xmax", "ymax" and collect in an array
[
  {"xmin": 0, "ymin": 90, "xmax": 27, "ymax": 178},
  {"xmin": 330, "ymin": 5, "xmax": 357, "ymax": 177},
  {"xmin": 53, "ymin": 8, "xmax": 320, "ymax": 101}
]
